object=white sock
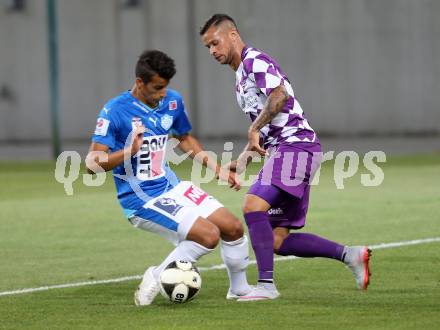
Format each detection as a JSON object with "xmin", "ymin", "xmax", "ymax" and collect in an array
[
  {"xmin": 220, "ymin": 235, "xmax": 251, "ymax": 294},
  {"xmin": 258, "ymin": 281, "xmax": 277, "ymax": 290},
  {"xmin": 152, "ymin": 240, "xmax": 213, "ymax": 280}
]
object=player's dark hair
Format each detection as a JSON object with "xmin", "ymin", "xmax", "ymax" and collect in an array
[
  {"xmin": 135, "ymin": 50, "xmax": 176, "ymax": 83},
  {"xmin": 199, "ymin": 13, "xmax": 237, "ymax": 36}
]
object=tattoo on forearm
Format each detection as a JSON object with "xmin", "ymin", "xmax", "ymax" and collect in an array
[{"xmin": 251, "ymin": 86, "xmax": 288, "ymax": 131}]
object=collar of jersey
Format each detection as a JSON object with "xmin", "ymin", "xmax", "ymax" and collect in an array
[
  {"xmin": 236, "ymin": 45, "xmax": 251, "ymax": 73},
  {"xmin": 241, "ymin": 45, "xmax": 250, "ymax": 60},
  {"xmin": 125, "ymin": 91, "xmax": 164, "ymax": 112}
]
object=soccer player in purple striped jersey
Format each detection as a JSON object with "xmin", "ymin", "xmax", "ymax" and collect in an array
[{"xmin": 200, "ymin": 14, "xmax": 371, "ymax": 301}]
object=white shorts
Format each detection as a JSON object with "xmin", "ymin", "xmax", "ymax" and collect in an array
[{"xmin": 128, "ymin": 181, "xmax": 223, "ymax": 245}]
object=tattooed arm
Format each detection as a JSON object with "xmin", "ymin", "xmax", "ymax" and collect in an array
[
  {"xmin": 249, "ymin": 85, "xmax": 289, "ymax": 134},
  {"xmin": 229, "ymin": 85, "xmax": 289, "ymax": 174}
]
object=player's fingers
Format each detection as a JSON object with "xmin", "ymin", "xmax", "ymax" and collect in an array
[
  {"xmin": 228, "ymin": 175, "xmax": 240, "ymax": 190},
  {"xmin": 227, "ymin": 165, "xmax": 237, "ymax": 172},
  {"xmin": 249, "ymin": 143, "xmax": 266, "ymax": 156},
  {"xmin": 233, "ymin": 177, "xmax": 241, "ymax": 190},
  {"xmin": 135, "ymin": 125, "xmax": 146, "ymax": 135},
  {"xmin": 230, "ymin": 182, "xmax": 240, "ymax": 191},
  {"xmin": 255, "ymin": 146, "xmax": 267, "ymax": 156}
]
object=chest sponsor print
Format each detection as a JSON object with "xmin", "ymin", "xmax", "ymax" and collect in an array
[{"xmin": 136, "ymin": 135, "xmax": 168, "ymax": 181}]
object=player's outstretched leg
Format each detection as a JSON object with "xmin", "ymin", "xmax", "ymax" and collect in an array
[
  {"xmin": 206, "ymin": 207, "xmax": 252, "ymax": 299},
  {"xmin": 275, "ymin": 232, "xmax": 371, "ymax": 290},
  {"xmin": 342, "ymin": 246, "xmax": 372, "ymax": 290},
  {"xmin": 276, "ymin": 232, "xmax": 345, "ymax": 260},
  {"xmin": 135, "ymin": 218, "xmax": 219, "ymax": 306}
]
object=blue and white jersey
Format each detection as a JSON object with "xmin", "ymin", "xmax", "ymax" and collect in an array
[{"xmin": 91, "ymin": 89, "xmax": 192, "ymax": 216}]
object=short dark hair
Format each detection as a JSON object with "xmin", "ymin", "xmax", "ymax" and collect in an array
[
  {"xmin": 135, "ymin": 50, "xmax": 176, "ymax": 83},
  {"xmin": 199, "ymin": 13, "xmax": 237, "ymax": 36}
]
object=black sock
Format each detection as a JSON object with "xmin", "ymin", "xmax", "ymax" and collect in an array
[{"xmin": 258, "ymin": 279, "xmax": 274, "ymax": 284}]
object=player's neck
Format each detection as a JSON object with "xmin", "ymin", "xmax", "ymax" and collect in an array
[
  {"xmin": 230, "ymin": 42, "xmax": 245, "ymax": 71},
  {"xmin": 130, "ymin": 85, "xmax": 158, "ymax": 109}
]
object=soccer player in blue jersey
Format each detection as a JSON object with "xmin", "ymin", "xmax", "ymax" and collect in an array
[
  {"xmin": 200, "ymin": 14, "xmax": 371, "ymax": 301},
  {"xmin": 86, "ymin": 50, "xmax": 252, "ymax": 305}
]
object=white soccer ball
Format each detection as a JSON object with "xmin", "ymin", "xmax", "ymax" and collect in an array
[{"xmin": 159, "ymin": 260, "xmax": 202, "ymax": 303}]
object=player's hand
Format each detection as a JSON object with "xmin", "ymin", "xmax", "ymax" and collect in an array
[
  {"xmin": 130, "ymin": 125, "xmax": 146, "ymax": 156},
  {"xmin": 217, "ymin": 167, "xmax": 241, "ymax": 191},
  {"xmin": 224, "ymin": 160, "xmax": 238, "ymax": 172},
  {"xmin": 224, "ymin": 159, "xmax": 246, "ymax": 175},
  {"xmin": 247, "ymin": 129, "xmax": 267, "ymax": 156}
]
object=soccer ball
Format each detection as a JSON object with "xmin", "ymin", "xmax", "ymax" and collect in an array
[{"xmin": 159, "ymin": 260, "xmax": 202, "ymax": 303}]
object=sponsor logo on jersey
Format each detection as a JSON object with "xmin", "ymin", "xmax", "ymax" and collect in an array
[
  {"xmin": 169, "ymin": 100, "xmax": 177, "ymax": 110},
  {"xmin": 184, "ymin": 185, "xmax": 208, "ymax": 205},
  {"xmin": 240, "ymin": 96, "xmax": 246, "ymax": 109},
  {"xmin": 149, "ymin": 117, "xmax": 158, "ymax": 127},
  {"xmin": 244, "ymin": 94, "xmax": 259, "ymax": 108},
  {"xmin": 268, "ymin": 208, "xmax": 283, "ymax": 215},
  {"xmin": 136, "ymin": 135, "xmax": 168, "ymax": 180},
  {"xmin": 153, "ymin": 197, "xmax": 183, "ymax": 216},
  {"xmin": 94, "ymin": 117, "xmax": 110, "ymax": 136},
  {"xmin": 161, "ymin": 114, "xmax": 173, "ymax": 130}
]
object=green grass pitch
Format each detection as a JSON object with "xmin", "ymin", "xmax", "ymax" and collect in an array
[{"xmin": 0, "ymin": 155, "xmax": 439, "ymax": 329}]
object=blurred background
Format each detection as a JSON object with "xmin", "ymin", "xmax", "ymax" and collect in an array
[{"xmin": 0, "ymin": 0, "xmax": 439, "ymax": 160}]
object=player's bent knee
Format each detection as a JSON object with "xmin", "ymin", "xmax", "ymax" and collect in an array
[
  {"xmin": 207, "ymin": 208, "xmax": 244, "ymax": 241},
  {"xmin": 187, "ymin": 218, "xmax": 221, "ymax": 249},
  {"xmin": 273, "ymin": 229, "xmax": 289, "ymax": 254},
  {"xmin": 242, "ymin": 201, "xmax": 255, "ymax": 214},
  {"xmin": 242, "ymin": 194, "xmax": 271, "ymax": 214},
  {"xmin": 232, "ymin": 220, "xmax": 244, "ymax": 238},
  {"xmin": 201, "ymin": 226, "xmax": 220, "ymax": 249},
  {"xmin": 193, "ymin": 224, "xmax": 220, "ymax": 249},
  {"xmin": 273, "ymin": 239, "xmax": 284, "ymax": 254},
  {"xmin": 224, "ymin": 218, "xmax": 244, "ymax": 240},
  {"xmin": 242, "ymin": 203, "xmax": 257, "ymax": 214}
]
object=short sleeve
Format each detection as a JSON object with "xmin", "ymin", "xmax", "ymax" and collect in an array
[
  {"xmin": 244, "ymin": 55, "xmax": 285, "ymax": 97},
  {"xmin": 91, "ymin": 107, "xmax": 117, "ymax": 149},
  {"xmin": 170, "ymin": 98, "xmax": 192, "ymax": 136}
]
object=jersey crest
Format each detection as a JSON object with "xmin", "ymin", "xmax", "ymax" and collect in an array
[{"xmin": 161, "ymin": 114, "xmax": 173, "ymax": 130}]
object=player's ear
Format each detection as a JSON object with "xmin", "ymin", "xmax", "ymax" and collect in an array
[
  {"xmin": 230, "ymin": 29, "xmax": 239, "ymax": 42},
  {"xmin": 135, "ymin": 77, "xmax": 145, "ymax": 88}
]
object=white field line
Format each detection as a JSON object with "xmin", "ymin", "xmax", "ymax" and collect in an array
[{"xmin": 1, "ymin": 237, "xmax": 439, "ymax": 297}]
